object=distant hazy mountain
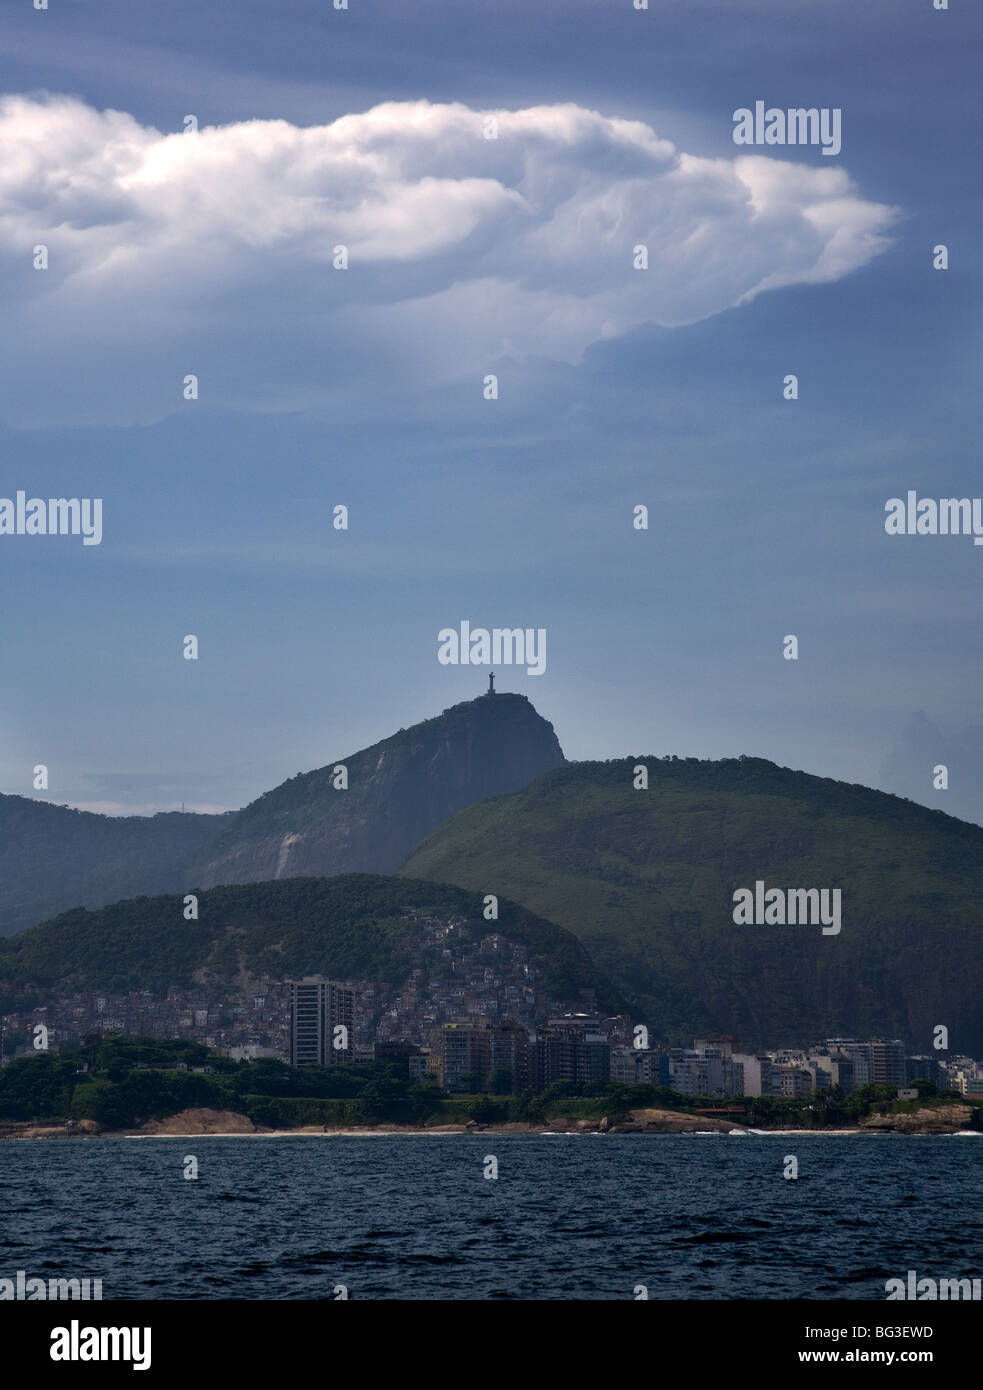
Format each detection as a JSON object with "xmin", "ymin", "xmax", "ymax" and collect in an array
[
  {"xmin": 0, "ymin": 874, "xmax": 617, "ymax": 1012},
  {"xmin": 0, "ymin": 692, "xmax": 565, "ymax": 937},
  {"xmin": 401, "ymin": 756, "xmax": 983, "ymax": 1054},
  {"xmin": 0, "ymin": 796, "xmax": 220, "ymax": 938}
]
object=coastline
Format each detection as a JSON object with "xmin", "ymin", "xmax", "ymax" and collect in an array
[{"xmin": 2, "ymin": 1102, "xmax": 979, "ymax": 1141}]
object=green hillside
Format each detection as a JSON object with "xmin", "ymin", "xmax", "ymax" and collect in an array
[
  {"xmin": 0, "ymin": 796, "xmax": 222, "ymax": 936},
  {"xmin": 0, "ymin": 873, "xmax": 620, "ymax": 1011},
  {"xmin": 0, "ymin": 692, "xmax": 564, "ymax": 936},
  {"xmin": 401, "ymin": 756, "xmax": 983, "ymax": 1053}
]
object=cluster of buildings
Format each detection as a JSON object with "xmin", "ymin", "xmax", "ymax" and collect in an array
[
  {"xmin": 279, "ymin": 981, "xmax": 623, "ymax": 1092},
  {"xmin": 631, "ymin": 1039, "xmax": 983, "ymax": 1100},
  {"xmin": 365, "ymin": 917, "xmax": 550, "ymax": 1046},
  {"xmin": 382, "ymin": 1011, "xmax": 622, "ymax": 1093},
  {"xmin": 3, "ymin": 909, "xmax": 982, "ymax": 1102},
  {"xmin": 0, "ymin": 913, "xmax": 581, "ymax": 1068},
  {"xmin": 654, "ymin": 1036, "xmax": 983, "ymax": 1100},
  {"xmin": 0, "ymin": 984, "xmax": 294, "ymax": 1061},
  {"xmin": 902, "ymin": 1052, "xmax": 983, "ymax": 1101},
  {"xmin": 281, "ymin": 997, "xmax": 983, "ymax": 1103}
]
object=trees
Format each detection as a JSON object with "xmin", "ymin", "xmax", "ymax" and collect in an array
[
  {"xmin": 487, "ymin": 1066, "xmax": 513, "ymax": 1095},
  {"xmin": 407, "ymin": 1083, "xmax": 443, "ymax": 1123},
  {"xmin": 0, "ymin": 1054, "xmax": 76, "ymax": 1122},
  {"xmin": 541, "ymin": 1079, "xmax": 575, "ymax": 1100},
  {"xmin": 470, "ymin": 1093, "xmax": 508, "ymax": 1124},
  {"xmin": 508, "ymin": 1090, "xmax": 543, "ymax": 1124},
  {"xmin": 909, "ymin": 1078, "xmax": 937, "ymax": 1098}
]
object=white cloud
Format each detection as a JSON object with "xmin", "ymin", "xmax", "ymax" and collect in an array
[{"xmin": 0, "ymin": 94, "xmax": 898, "ymax": 425}]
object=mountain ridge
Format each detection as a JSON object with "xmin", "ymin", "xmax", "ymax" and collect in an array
[
  {"xmin": 0, "ymin": 873, "xmax": 618, "ymax": 1013},
  {"xmin": 401, "ymin": 754, "xmax": 983, "ymax": 1053},
  {"xmin": 193, "ymin": 692, "xmax": 565, "ymax": 888},
  {"xmin": 0, "ymin": 692, "xmax": 565, "ymax": 936}
]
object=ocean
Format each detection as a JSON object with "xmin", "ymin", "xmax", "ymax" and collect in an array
[{"xmin": 1, "ymin": 1133, "xmax": 980, "ymax": 1301}]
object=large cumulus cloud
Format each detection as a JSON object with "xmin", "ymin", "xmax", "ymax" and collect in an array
[{"xmin": 0, "ymin": 94, "xmax": 898, "ymax": 424}]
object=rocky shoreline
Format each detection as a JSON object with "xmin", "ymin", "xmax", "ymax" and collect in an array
[{"xmin": 2, "ymin": 1103, "xmax": 980, "ymax": 1141}]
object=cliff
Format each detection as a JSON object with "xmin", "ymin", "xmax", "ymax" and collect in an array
[
  {"xmin": 0, "ymin": 692, "xmax": 565, "ymax": 934},
  {"xmin": 194, "ymin": 693, "xmax": 565, "ymax": 887}
]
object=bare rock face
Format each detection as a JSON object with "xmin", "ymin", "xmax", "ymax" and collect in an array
[
  {"xmin": 609, "ymin": 1108, "xmax": 736, "ymax": 1133},
  {"xmin": 137, "ymin": 1108, "xmax": 258, "ymax": 1135},
  {"xmin": 1, "ymin": 1123, "xmax": 71, "ymax": 1140},
  {"xmin": 65, "ymin": 1118, "xmax": 102, "ymax": 1135},
  {"xmin": 195, "ymin": 692, "xmax": 566, "ymax": 887},
  {"xmin": 0, "ymin": 691, "xmax": 564, "ymax": 935},
  {"xmin": 861, "ymin": 1104, "xmax": 976, "ymax": 1134}
]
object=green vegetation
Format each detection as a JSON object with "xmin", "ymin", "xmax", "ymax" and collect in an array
[
  {"xmin": 0, "ymin": 795, "xmax": 220, "ymax": 938},
  {"xmin": 739, "ymin": 1083, "xmax": 958, "ymax": 1129},
  {"xmin": 0, "ymin": 874, "xmax": 621, "ymax": 1011},
  {"xmin": 402, "ymin": 755, "xmax": 983, "ymax": 1053},
  {"xmin": 4, "ymin": 1043, "xmax": 966, "ymax": 1133},
  {"xmin": 0, "ymin": 1037, "xmax": 429, "ymax": 1129},
  {"xmin": 0, "ymin": 692, "xmax": 564, "ymax": 937}
]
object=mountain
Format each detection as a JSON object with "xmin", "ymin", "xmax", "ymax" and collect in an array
[
  {"xmin": 0, "ymin": 692, "xmax": 565, "ymax": 937},
  {"xmin": 193, "ymin": 692, "xmax": 565, "ymax": 889},
  {"xmin": 401, "ymin": 756, "xmax": 983, "ymax": 1054},
  {"xmin": 0, "ymin": 874, "xmax": 618, "ymax": 1012},
  {"xmin": 0, "ymin": 797, "xmax": 220, "ymax": 939}
]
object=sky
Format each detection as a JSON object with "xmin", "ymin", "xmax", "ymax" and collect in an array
[{"xmin": 1, "ymin": 0, "xmax": 981, "ymax": 824}]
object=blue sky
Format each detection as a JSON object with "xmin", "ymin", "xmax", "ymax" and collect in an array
[{"xmin": 1, "ymin": 0, "xmax": 981, "ymax": 824}]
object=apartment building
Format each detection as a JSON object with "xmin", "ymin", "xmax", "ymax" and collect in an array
[
  {"xmin": 288, "ymin": 977, "xmax": 356, "ymax": 1067},
  {"xmin": 826, "ymin": 1038, "xmax": 906, "ymax": 1087}
]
